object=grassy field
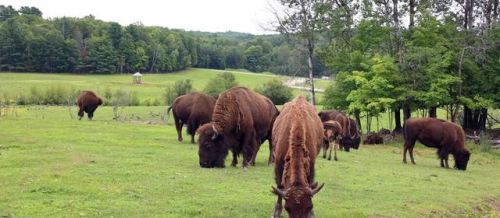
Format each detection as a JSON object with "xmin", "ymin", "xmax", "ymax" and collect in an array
[
  {"xmin": 0, "ymin": 106, "xmax": 499, "ymax": 217},
  {"xmin": 0, "ymin": 69, "xmax": 329, "ymax": 104}
]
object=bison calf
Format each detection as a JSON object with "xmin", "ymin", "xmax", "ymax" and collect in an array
[{"xmin": 403, "ymin": 118, "xmax": 471, "ymax": 170}]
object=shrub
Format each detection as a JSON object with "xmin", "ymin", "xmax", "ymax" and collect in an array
[
  {"xmin": 130, "ymin": 91, "xmax": 140, "ymax": 106},
  {"xmin": 204, "ymin": 72, "xmax": 238, "ymax": 97},
  {"xmin": 255, "ymin": 79, "xmax": 293, "ymax": 105},
  {"xmin": 164, "ymin": 79, "xmax": 193, "ymax": 105}
]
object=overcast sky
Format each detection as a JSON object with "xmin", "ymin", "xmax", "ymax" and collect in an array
[{"xmin": 3, "ymin": 0, "xmax": 278, "ymax": 34}]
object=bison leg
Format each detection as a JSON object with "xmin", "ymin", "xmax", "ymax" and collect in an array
[
  {"xmin": 322, "ymin": 142, "xmax": 329, "ymax": 159},
  {"xmin": 78, "ymin": 108, "xmax": 84, "ymax": 120},
  {"xmin": 408, "ymin": 146, "xmax": 416, "ymax": 164},
  {"xmin": 332, "ymin": 142, "xmax": 338, "ymax": 161},
  {"xmin": 174, "ymin": 117, "xmax": 183, "ymax": 142},
  {"xmin": 268, "ymin": 138, "xmax": 275, "ymax": 166},
  {"xmin": 444, "ymin": 156, "xmax": 449, "ymax": 168},
  {"xmin": 190, "ymin": 133, "xmax": 195, "ymax": 144},
  {"xmin": 241, "ymin": 132, "xmax": 257, "ymax": 169},
  {"xmin": 273, "ymin": 195, "xmax": 283, "ymax": 218},
  {"xmin": 403, "ymin": 139, "xmax": 416, "ymax": 164},
  {"xmin": 231, "ymin": 151, "xmax": 238, "ymax": 167},
  {"xmin": 327, "ymin": 142, "xmax": 332, "ymax": 160}
]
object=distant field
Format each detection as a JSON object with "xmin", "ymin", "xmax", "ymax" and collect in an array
[
  {"xmin": 0, "ymin": 106, "xmax": 499, "ymax": 217},
  {"xmin": 0, "ymin": 69, "xmax": 330, "ymax": 104}
]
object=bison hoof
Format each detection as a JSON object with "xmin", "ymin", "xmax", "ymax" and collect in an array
[
  {"xmin": 334, "ymin": 157, "xmax": 338, "ymax": 161},
  {"xmin": 177, "ymin": 138, "xmax": 183, "ymax": 142},
  {"xmin": 327, "ymin": 157, "xmax": 331, "ymax": 161}
]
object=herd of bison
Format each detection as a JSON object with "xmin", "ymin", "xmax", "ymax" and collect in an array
[{"xmin": 77, "ymin": 87, "xmax": 471, "ymax": 217}]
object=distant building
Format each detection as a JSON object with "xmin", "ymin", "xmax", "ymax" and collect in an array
[{"xmin": 133, "ymin": 72, "xmax": 142, "ymax": 84}]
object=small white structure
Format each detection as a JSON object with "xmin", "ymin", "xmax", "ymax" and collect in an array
[{"xmin": 133, "ymin": 72, "xmax": 142, "ymax": 84}]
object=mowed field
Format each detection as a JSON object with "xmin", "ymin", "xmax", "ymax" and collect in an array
[
  {"xmin": 0, "ymin": 68, "xmax": 328, "ymax": 104},
  {"xmin": 0, "ymin": 106, "xmax": 499, "ymax": 217}
]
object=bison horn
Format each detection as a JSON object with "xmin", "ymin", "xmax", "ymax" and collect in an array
[
  {"xmin": 311, "ymin": 183, "xmax": 325, "ymax": 196},
  {"xmin": 211, "ymin": 125, "xmax": 219, "ymax": 140},
  {"xmin": 272, "ymin": 186, "xmax": 286, "ymax": 198},
  {"xmin": 310, "ymin": 182, "xmax": 319, "ymax": 189}
]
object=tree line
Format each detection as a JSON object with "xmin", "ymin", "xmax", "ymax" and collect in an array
[{"xmin": 0, "ymin": 5, "xmax": 327, "ymax": 76}]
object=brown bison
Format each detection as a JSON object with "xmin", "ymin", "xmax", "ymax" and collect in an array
[
  {"xmin": 363, "ymin": 132, "xmax": 384, "ymax": 144},
  {"xmin": 167, "ymin": 92, "xmax": 216, "ymax": 144},
  {"xmin": 403, "ymin": 118, "xmax": 471, "ymax": 170},
  {"xmin": 322, "ymin": 120, "xmax": 343, "ymax": 161},
  {"xmin": 197, "ymin": 87, "xmax": 279, "ymax": 168},
  {"xmin": 271, "ymin": 96, "xmax": 324, "ymax": 218},
  {"xmin": 77, "ymin": 91, "xmax": 103, "ymax": 120},
  {"xmin": 318, "ymin": 110, "xmax": 361, "ymax": 151}
]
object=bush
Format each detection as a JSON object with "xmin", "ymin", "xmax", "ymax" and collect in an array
[
  {"xmin": 130, "ymin": 91, "xmax": 140, "ymax": 106},
  {"xmin": 164, "ymin": 79, "xmax": 193, "ymax": 105},
  {"xmin": 255, "ymin": 79, "xmax": 293, "ymax": 105},
  {"xmin": 204, "ymin": 72, "xmax": 238, "ymax": 97}
]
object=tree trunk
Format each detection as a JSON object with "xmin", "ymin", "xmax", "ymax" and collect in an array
[
  {"xmin": 493, "ymin": 0, "xmax": 498, "ymax": 26},
  {"xmin": 394, "ymin": 107, "xmax": 402, "ymax": 131},
  {"xmin": 403, "ymin": 104, "xmax": 411, "ymax": 122},
  {"xmin": 429, "ymin": 106, "xmax": 437, "ymax": 118},
  {"xmin": 308, "ymin": 51, "xmax": 316, "ymax": 105},
  {"xmin": 479, "ymin": 108, "xmax": 488, "ymax": 130},
  {"xmin": 409, "ymin": 0, "xmax": 415, "ymax": 29},
  {"xmin": 355, "ymin": 110, "xmax": 362, "ymax": 134}
]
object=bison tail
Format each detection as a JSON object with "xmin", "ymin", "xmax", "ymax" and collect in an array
[{"xmin": 166, "ymin": 106, "xmax": 173, "ymax": 124}]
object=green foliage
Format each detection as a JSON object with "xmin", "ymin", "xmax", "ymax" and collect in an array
[
  {"xmin": 203, "ymin": 72, "xmax": 238, "ymax": 97},
  {"xmin": 164, "ymin": 79, "xmax": 193, "ymax": 105},
  {"xmin": 255, "ymin": 79, "xmax": 293, "ymax": 105}
]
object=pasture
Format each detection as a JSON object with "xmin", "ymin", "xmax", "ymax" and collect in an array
[
  {"xmin": 0, "ymin": 106, "xmax": 499, "ymax": 217},
  {"xmin": 0, "ymin": 69, "xmax": 328, "ymax": 105}
]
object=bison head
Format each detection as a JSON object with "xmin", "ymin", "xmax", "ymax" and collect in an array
[
  {"xmin": 197, "ymin": 123, "xmax": 228, "ymax": 168},
  {"xmin": 454, "ymin": 149, "xmax": 471, "ymax": 170},
  {"xmin": 272, "ymin": 183, "xmax": 324, "ymax": 218}
]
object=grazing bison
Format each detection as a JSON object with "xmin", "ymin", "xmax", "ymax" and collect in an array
[
  {"xmin": 363, "ymin": 132, "xmax": 384, "ymax": 145},
  {"xmin": 318, "ymin": 110, "xmax": 360, "ymax": 151},
  {"xmin": 322, "ymin": 120, "xmax": 343, "ymax": 161},
  {"xmin": 271, "ymin": 96, "xmax": 325, "ymax": 218},
  {"xmin": 167, "ymin": 92, "xmax": 216, "ymax": 144},
  {"xmin": 403, "ymin": 118, "xmax": 471, "ymax": 170},
  {"xmin": 77, "ymin": 91, "xmax": 103, "ymax": 120},
  {"xmin": 197, "ymin": 87, "xmax": 279, "ymax": 168}
]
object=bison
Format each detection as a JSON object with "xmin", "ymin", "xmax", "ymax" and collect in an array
[
  {"xmin": 363, "ymin": 132, "xmax": 384, "ymax": 145},
  {"xmin": 167, "ymin": 92, "xmax": 216, "ymax": 144},
  {"xmin": 318, "ymin": 110, "xmax": 361, "ymax": 151},
  {"xmin": 322, "ymin": 120, "xmax": 343, "ymax": 161},
  {"xmin": 197, "ymin": 87, "xmax": 279, "ymax": 168},
  {"xmin": 271, "ymin": 96, "xmax": 325, "ymax": 218},
  {"xmin": 77, "ymin": 91, "xmax": 103, "ymax": 120},
  {"xmin": 403, "ymin": 118, "xmax": 471, "ymax": 170}
]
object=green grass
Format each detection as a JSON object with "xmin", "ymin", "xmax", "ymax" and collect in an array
[
  {"xmin": 0, "ymin": 69, "xmax": 303, "ymax": 104},
  {"xmin": 0, "ymin": 106, "xmax": 499, "ymax": 217}
]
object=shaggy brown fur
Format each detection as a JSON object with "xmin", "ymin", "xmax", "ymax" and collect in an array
[
  {"xmin": 197, "ymin": 87, "xmax": 279, "ymax": 168},
  {"xmin": 322, "ymin": 120, "xmax": 343, "ymax": 161},
  {"xmin": 271, "ymin": 96, "xmax": 324, "ymax": 218},
  {"xmin": 77, "ymin": 91, "xmax": 103, "ymax": 120},
  {"xmin": 403, "ymin": 118, "xmax": 471, "ymax": 170},
  {"xmin": 318, "ymin": 110, "xmax": 361, "ymax": 151},
  {"xmin": 363, "ymin": 132, "xmax": 384, "ymax": 144},
  {"xmin": 167, "ymin": 92, "xmax": 216, "ymax": 144}
]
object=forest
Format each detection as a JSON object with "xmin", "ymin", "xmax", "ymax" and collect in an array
[{"xmin": 1, "ymin": 1, "xmax": 499, "ymax": 132}]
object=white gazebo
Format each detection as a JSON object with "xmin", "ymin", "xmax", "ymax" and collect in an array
[{"xmin": 133, "ymin": 72, "xmax": 142, "ymax": 84}]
